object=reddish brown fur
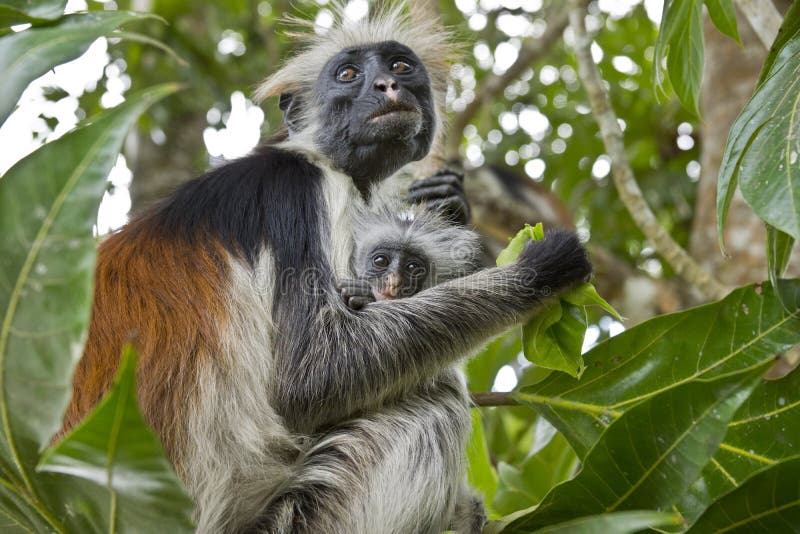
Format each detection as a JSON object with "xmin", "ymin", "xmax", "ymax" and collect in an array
[{"xmin": 61, "ymin": 219, "xmax": 230, "ymax": 467}]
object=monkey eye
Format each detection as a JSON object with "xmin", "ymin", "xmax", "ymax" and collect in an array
[
  {"xmin": 372, "ymin": 254, "xmax": 390, "ymax": 269},
  {"xmin": 336, "ymin": 65, "xmax": 361, "ymax": 82},
  {"xmin": 405, "ymin": 261, "xmax": 424, "ymax": 274},
  {"xmin": 390, "ymin": 60, "xmax": 414, "ymax": 74}
]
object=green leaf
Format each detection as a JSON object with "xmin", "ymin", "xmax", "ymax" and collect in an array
[
  {"xmin": 758, "ymin": 0, "xmax": 800, "ymax": 86},
  {"xmin": 38, "ymin": 345, "xmax": 194, "ymax": 533},
  {"xmin": 654, "ymin": 0, "xmax": 704, "ymax": 116},
  {"xmin": 466, "ymin": 410, "xmax": 498, "ymax": 513},
  {"xmin": 678, "ymin": 364, "xmax": 800, "ymax": 524},
  {"xmin": 0, "ymin": 0, "xmax": 65, "ymax": 29},
  {"xmin": 767, "ymin": 225, "xmax": 794, "ymax": 289},
  {"xmin": 717, "ymin": 29, "xmax": 800, "ymax": 243},
  {"xmin": 529, "ymin": 510, "xmax": 682, "ymax": 534},
  {"xmin": 466, "ymin": 330, "xmax": 521, "ymax": 392},
  {"xmin": 704, "ymin": 0, "xmax": 740, "ymax": 43},
  {"xmin": 505, "ymin": 368, "xmax": 765, "ymax": 532},
  {"xmin": 496, "ymin": 225, "xmax": 617, "ymax": 378},
  {"xmin": 492, "ymin": 430, "xmax": 578, "ymax": 516},
  {"xmin": 687, "ymin": 456, "xmax": 800, "ymax": 533},
  {"xmin": 562, "ymin": 282, "xmax": 623, "ymax": 321},
  {"xmin": 0, "ymin": 11, "xmax": 159, "ymax": 125},
  {"xmin": 522, "ymin": 301, "xmax": 585, "ymax": 378},
  {"xmin": 0, "ymin": 84, "xmax": 180, "ymax": 482},
  {"xmin": 515, "ymin": 281, "xmax": 800, "ymax": 456},
  {"xmin": 496, "ymin": 223, "xmax": 542, "ymax": 266}
]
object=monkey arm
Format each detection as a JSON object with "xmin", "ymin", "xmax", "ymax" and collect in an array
[{"xmin": 273, "ymin": 231, "xmax": 590, "ymax": 432}]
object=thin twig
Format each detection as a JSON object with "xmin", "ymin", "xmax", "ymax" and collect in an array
[
  {"xmin": 470, "ymin": 391, "xmax": 520, "ymax": 407},
  {"xmin": 446, "ymin": 5, "xmax": 571, "ymax": 159},
  {"xmin": 568, "ymin": 0, "xmax": 729, "ymax": 301},
  {"xmin": 733, "ymin": 0, "xmax": 782, "ymax": 49}
]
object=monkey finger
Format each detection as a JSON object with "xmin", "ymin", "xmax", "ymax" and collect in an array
[
  {"xmin": 338, "ymin": 279, "xmax": 373, "ymax": 297},
  {"xmin": 433, "ymin": 167, "xmax": 464, "ymax": 182},
  {"xmin": 405, "ymin": 184, "xmax": 464, "ymax": 204},
  {"xmin": 346, "ymin": 295, "xmax": 374, "ymax": 310},
  {"xmin": 408, "ymin": 174, "xmax": 464, "ymax": 193}
]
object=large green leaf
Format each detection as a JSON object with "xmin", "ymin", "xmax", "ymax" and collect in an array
[
  {"xmin": 758, "ymin": 0, "xmax": 800, "ymax": 86},
  {"xmin": 0, "ymin": 11, "xmax": 158, "ymax": 125},
  {"xmin": 0, "ymin": 0, "xmax": 65, "ymax": 30},
  {"xmin": 38, "ymin": 346, "xmax": 194, "ymax": 533},
  {"xmin": 687, "ymin": 456, "xmax": 800, "ymax": 532},
  {"xmin": 717, "ymin": 27, "xmax": 800, "ymax": 245},
  {"xmin": 530, "ymin": 510, "xmax": 681, "ymax": 534},
  {"xmin": 0, "ymin": 84, "xmax": 179, "ymax": 483},
  {"xmin": 654, "ymin": 0, "xmax": 704, "ymax": 116},
  {"xmin": 504, "ymin": 368, "xmax": 764, "ymax": 532},
  {"xmin": 515, "ymin": 281, "xmax": 800, "ymax": 456},
  {"xmin": 678, "ymin": 366, "xmax": 800, "ymax": 524}
]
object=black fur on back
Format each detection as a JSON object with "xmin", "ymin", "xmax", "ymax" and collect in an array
[{"xmin": 145, "ymin": 147, "xmax": 327, "ymax": 276}]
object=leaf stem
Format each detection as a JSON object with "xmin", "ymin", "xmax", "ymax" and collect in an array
[
  {"xmin": 470, "ymin": 392, "xmax": 520, "ymax": 407},
  {"xmin": 514, "ymin": 391, "xmax": 623, "ymax": 418}
]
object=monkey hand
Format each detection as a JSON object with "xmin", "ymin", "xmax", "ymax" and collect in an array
[
  {"xmin": 405, "ymin": 168, "xmax": 471, "ymax": 225},
  {"xmin": 517, "ymin": 230, "xmax": 593, "ymax": 297},
  {"xmin": 336, "ymin": 278, "xmax": 376, "ymax": 310}
]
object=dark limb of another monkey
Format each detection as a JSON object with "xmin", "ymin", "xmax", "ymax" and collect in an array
[
  {"xmin": 406, "ymin": 168, "xmax": 471, "ymax": 225},
  {"xmin": 274, "ymin": 231, "xmax": 591, "ymax": 433},
  {"xmin": 336, "ymin": 278, "xmax": 375, "ymax": 310}
]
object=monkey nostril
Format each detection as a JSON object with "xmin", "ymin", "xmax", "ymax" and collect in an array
[{"xmin": 374, "ymin": 78, "xmax": 399, "ymax": 94}]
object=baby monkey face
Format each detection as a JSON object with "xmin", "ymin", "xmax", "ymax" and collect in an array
[{"xmin": 363, "ymin": 245, "xmax": 429, "ymax": 300}]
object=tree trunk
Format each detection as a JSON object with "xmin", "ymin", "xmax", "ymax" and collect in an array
[{"xmin": 689, "ymin": 13, "xmax": 767, "ymax": 286}]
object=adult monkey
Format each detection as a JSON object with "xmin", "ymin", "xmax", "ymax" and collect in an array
[{"xmin": 61, "ymin": 3, "xmax": 591, "ymax": 533}]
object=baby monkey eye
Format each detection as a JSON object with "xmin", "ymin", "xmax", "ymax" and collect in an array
[
  {"xmin": 390, "ymin": 60, "xmax": 414, "ymax": 74},
  {"xmin": 405, "ymin": 261, "xmax": 423, "ymax": 273},
  {"xmin": 372, "ymin": 254, "xmax": 390, "ymax": 268},
  {"xmin": 336, "ymin": 65, "xmax": 361, "ymax": 82}
]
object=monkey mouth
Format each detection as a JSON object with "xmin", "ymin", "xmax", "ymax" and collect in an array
[{"xmin": 367, "ymin": 102, "xmax": 418, "ymax": 122}]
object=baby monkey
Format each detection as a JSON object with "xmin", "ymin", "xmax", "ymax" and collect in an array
[{"xmin": 339, "ymin": 204, "xmax": 482, "ymax": 310}]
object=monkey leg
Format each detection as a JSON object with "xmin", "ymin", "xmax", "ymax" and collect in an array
[{"xmin": 254, "ymin": 370, "xmax": 473, "ymax": 534}]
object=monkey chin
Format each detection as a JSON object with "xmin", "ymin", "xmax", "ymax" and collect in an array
[
  {"xmin": 361, "ymin": 110, "xmax": 422, "ymax": 143},
  {"xmin": 372, "ymin": 288, "xmax": 400, "ymax": 301}
]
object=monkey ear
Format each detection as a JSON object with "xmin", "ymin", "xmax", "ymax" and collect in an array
[{"xmin": 278, "ymin": 92, "xmax": 304, "ymax": 136}]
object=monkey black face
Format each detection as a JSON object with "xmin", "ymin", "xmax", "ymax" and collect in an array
[
  {"xmin": 311, "ymin": 41, "xmax": 436, "ymax": 193},
  {"xmin": 362, "ymin": 245, "xmax": 429, "ymax": 300}
]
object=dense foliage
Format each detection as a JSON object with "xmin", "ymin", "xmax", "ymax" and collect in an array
[{"xmin": 0, "ymin": 1, "xmax": 797, "ymax": 532}]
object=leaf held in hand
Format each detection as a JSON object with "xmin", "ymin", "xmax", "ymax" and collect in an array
[{"xmin": 496, "ymin": 224, "xmax": 620, "ymax": 377}]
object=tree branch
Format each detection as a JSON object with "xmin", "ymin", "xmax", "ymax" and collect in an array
[
  {"xmin": 568, "ymin": 1, "xmax": 729, "ymax": 301},
  {"xmin": 733, "ymin": 0, "xmax": 782, "ymax": 49},
  {"xmin": 445, "ymin": 6, "xmax": 571, "ymax": 159},
  {"xmin": 470, "ymin": 391, "xmax": 519, "ymax": 407}
]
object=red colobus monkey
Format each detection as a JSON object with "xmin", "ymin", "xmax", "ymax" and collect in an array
[{"xmin": 61, "ymin": 4, "xmax": 591, "ymax": 533}]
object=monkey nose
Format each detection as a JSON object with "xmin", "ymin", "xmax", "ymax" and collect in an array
[
  {"xmin": 377, "ymin": 274, "xmax": 402, "ymax": 299},
  {"xmin": 373, "ymin": 77, "xmax": 400, "ymax": 101}
]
